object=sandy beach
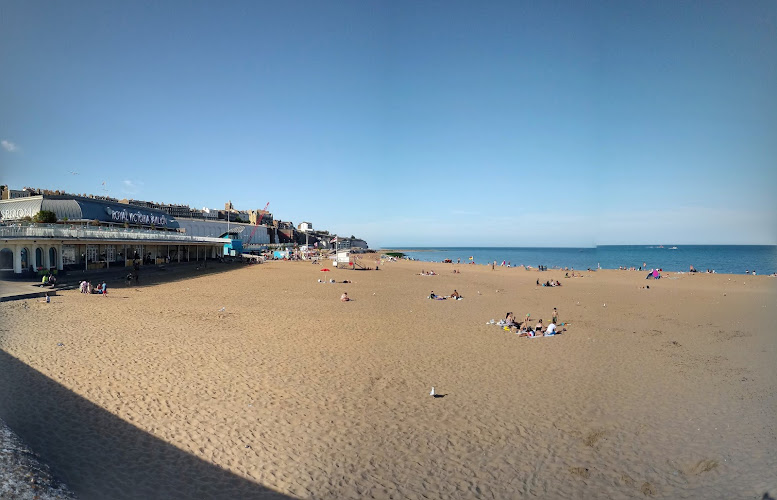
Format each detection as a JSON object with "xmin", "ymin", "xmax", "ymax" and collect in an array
[{"xmin": 1, "ymin": 259, "xmax": 775, "ymax": 499}]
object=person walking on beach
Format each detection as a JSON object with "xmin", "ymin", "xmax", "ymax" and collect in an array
[{"xmin": 552, "ymin": 307, "xmax": 558, "ymax": 325}]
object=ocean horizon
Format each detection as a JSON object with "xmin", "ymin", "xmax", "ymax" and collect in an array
[{"xmin": 380, "ymin": 245, "xmax": 777, "ymax": 276}]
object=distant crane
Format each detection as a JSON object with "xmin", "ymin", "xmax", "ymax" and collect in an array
[{"xmin": 245, "ymin": 202, "xmax": 270, "ymax": 244}]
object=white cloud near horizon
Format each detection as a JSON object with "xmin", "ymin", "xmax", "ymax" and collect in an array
[
  {"xmin": 121, "ymin": 179, "xmax": 144, "ymax": 195},
  {"xmin": 1, "ymin": 140, "xmax": 17, "ymax": 152}
]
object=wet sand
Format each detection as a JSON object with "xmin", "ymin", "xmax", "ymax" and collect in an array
[{"xmin": 1, "ymin": 259, "xmax": 775, "ymax": 499}]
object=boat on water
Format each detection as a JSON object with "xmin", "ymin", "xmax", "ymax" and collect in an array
[{"xmin": 669, "ymin": 246, "xmax": 678, "ymax": 250}]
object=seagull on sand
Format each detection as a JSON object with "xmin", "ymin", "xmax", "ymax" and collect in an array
[{"xmin": 430, "ymin": 387, "xmax": 435, "ymax": 396}]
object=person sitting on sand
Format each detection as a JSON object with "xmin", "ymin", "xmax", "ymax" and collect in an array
[
  {"xmin": 544, "ymin": 322, "xmax": 557, "ymax": 336},
  {"xmin": 451, "ymin": 290, "xmax": 461, "ymax": 299},
  {"xmin": 41, "ymin": 274, "xmax": 49, "ymax": 286},
  {"xmin": 504, "ymin": 312, "xmax": 517, "ymax": 327},
  {"xmin": 535, "ymin": 319, "xmax": 545, "ymax": 334},
  {"xmin": 340, "ymin": 292, "xmax": 350, "ymax": 302}
]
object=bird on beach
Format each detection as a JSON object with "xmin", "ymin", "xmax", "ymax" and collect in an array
[
  {"xmin": 430, "ymin": 387, "xmax": 435, "ymax": 396},
  {"xmin": 219, "ymin": 307, "xmax": 226, "ymax": 312}
]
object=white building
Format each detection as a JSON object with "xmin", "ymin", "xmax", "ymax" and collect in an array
[{"xmin": 202, "ymin": 208, "xmax": 219, "ymax": 219}]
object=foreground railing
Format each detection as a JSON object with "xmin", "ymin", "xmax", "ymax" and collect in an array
[{"xmin": 0, "ymin": 224, "xmax": 225, "ymax": 243}]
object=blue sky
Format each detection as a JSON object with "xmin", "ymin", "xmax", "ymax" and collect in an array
[{"xmin": 1, "ymin": 1, "xmax": 775, "ymax": 247}]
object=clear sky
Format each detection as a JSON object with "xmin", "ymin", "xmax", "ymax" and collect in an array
[{"xmin": 1, "ymin": 1, "xmax": 775, "ymax": 247}]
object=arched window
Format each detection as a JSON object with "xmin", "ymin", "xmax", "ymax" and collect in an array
[
  {"xmin": 20, "ymin": 247, "xmax": 29, "ymax": 270},
  {"xmin": 35, "ymin": 247, "xmax": 43, "ymax": 268},
  {"xmin": 49, "ymin": 247, "xmax": 57, "ymax": 267},
  {"xmin": 0, "ymin": 248, "xmax": 13, "ymax": 270}
]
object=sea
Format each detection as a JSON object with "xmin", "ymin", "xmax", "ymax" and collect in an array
[{"xmin": 389, "ymin": 246, "xmax": 777, "ymax": 276}]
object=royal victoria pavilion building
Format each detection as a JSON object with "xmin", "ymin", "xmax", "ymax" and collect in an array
[{"xmin": 0, "ymin": 195, "xmax": 270, "ymax": 276}]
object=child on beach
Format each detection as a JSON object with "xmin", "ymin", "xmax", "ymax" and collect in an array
[
  {"xmin": 552, "ymin": 308, "xmax": 558, "ymax": 325},
  {"xmin": 340, "ymin": 292, "xmax": 350, "ymax": 302}
]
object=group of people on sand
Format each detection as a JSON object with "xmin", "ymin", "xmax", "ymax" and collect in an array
[
  {"xmin": 499, "ymin": 308, "xmax": 564, "ymax": 337},
  {"xmin": 690, "ymin": 265, "xmax": 717, "ymax": 274},
  {"xmin": 429, "ymin": 290, "xmax": 462, "ymax": 300},
  {"xmin": 40, "ymin": 273, "xmax": 57, "ymax": 287},
  {"xmin": 80, "ymin": 280, "xmax": 108, "ymax": 296},
  {"xmin": 419, "ymin": 270, "xmax": 437, "ymax": 276},
  {"xmin": 537, "ymin": 279, "xmax": 562, "ymax": 287}
]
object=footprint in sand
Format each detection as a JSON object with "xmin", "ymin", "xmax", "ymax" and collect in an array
[
  {"xmin": 583, "ymin": 429, "xmax": 607, "ymax": 448},
  {"xmin": 569, "ymin": 467, "xmax": 590, "ymax": 479},
  {"xmin": 685, "ymin": 459, "xmax": 719, "ymax": 475}
]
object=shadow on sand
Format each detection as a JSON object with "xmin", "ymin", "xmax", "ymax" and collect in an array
[{"xmin": 0, "ymin": 349, "xmax": 291, "ymax": 500}]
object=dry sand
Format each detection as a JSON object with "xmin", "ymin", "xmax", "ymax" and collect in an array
[{"xmin": 1, "ymin": 259, "xmax": 775, "ymax": 499}]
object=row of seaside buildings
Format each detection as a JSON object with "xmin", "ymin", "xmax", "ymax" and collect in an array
[{"xmin": 0, "ymin": 186, "xmax": 367, "ymax": 276}]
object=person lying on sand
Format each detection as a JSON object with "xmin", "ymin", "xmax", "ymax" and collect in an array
[{"xmin": 517, "ymin": 323, "xmax": 533, "ymax": 337}]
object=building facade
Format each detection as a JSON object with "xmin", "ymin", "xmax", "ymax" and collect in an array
[{"xmin": 0, "ymin": 195, "xmax": 225, "ymax": 275}]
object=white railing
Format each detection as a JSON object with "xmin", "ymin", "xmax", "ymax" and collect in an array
[{"xmin": 0, "ymin": 224, "xmax": 225, "ymax": 244}]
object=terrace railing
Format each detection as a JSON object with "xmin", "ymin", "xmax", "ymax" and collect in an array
[{"xmin": 0, "ymin": 224, "xmax": 225, "ymax": 244}]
